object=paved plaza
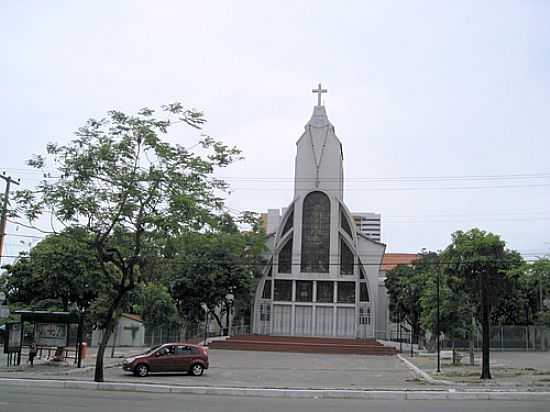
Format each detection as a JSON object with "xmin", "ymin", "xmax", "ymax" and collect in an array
[{"xmin": 0, "ymin": 347, "xmax": 428, "ymax": 390}]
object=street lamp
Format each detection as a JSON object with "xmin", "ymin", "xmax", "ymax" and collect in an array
[
  {"xmin": 436, "ymin": 270, "xmax": 441, "ymax": 373},
  {"xmin": 225, "ymin": 293, "xmax": 234, "ymax": 336},
  {"xmin": 200, "ymin": 303, "xmax": 209, "ymax": 345}
]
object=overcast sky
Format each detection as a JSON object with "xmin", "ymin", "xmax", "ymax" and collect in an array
[{"xmin": 1, "ymin": 1, "xmax": 549, "ymax": 262}]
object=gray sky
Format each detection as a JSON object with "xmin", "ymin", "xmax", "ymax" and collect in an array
[{"xmin": 1, "ymin": 1, "xmax": 549, "ymax": 262}]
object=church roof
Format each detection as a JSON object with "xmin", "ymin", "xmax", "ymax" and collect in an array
[
  {"xmin": 357, "ymin": 231, "xmax": 386, "ymax": 247},
  {"xmin": 381, "ymin": 253, "xmax": 418, "ymax": 271}
]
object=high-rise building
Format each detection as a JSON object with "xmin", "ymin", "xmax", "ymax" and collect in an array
[{"xmin": 351, "ymin": 213, "xmax": 381, "ymax": 241}]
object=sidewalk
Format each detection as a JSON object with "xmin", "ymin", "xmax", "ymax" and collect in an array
[
  {"xmin": 402, "ymin": 351, "xmax": 550, "ymax": 390},
  {"xmin": 0, "ymin": 345, "xmax": 146, "ymax": 377},
  {"xmin": 1, "ymin": 347, "xmax": 549, "ymax": 400}
]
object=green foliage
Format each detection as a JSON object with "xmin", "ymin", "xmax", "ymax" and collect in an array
[
  {"xmin": 521, "ymin": 258, "xmax": 550, "ymax": 324},
  {"xmin": 133, "ymin": 282, "xmax": 179, "ymax": 331},
  {"xmin": 11, "ymin": 103, "xmax": 241, "ymax": 382},
  {"xmin": 2, "ymin": 227, "xmax": 101, "ymax": 311},
  {"xmin": 385, "ymin": 263, "xmax": 422, "ymax": 336},
  {"xmin": 167, "ymin": 213, "xmax": 266, "ymax": 327}
]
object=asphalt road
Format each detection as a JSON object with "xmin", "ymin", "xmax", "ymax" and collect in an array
[{"xmin": 1, "ymin": 386, "xmax": 547, "ymax": 412}]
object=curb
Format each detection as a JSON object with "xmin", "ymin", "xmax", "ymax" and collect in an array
[
  {"xmin": 397, "ymin": 354, "xmax": 455, "ymax": 386},
  {"xmin": 1, "ymin": 378, "xmax": 549, "ymax": 401}
]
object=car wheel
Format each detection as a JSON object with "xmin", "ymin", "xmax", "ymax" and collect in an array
[
  {"xmin": 134, "ymin": 364, "xmax": 149, "ymax": 377},
  {"xmin": 190, "ymin": 363, "xmax": 204, "ymax": 376}
]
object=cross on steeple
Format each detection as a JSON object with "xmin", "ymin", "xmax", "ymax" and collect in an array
[{"xmin": 312, "ymin": 83, "xmax": 327, "ymax": 106}]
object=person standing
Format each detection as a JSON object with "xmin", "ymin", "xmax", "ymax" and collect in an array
[{"xmin": 29, "ymin": 342, "xmax": 38, "ymax": 367}]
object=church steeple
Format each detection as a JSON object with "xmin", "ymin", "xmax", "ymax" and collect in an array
[{"xmin": 294, "ymin": 84, "xmax": 344, "ymax": 200}]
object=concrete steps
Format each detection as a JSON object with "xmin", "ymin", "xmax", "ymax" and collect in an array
[{"xmin": 209, "ymin": 335, "xmax": 396, "ymax": 356}]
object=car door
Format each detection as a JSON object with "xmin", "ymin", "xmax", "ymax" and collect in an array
[
  {"xmin": 174, "ymin": 345, "xmax": 193, "ymax": 371},
  {"xmin": 148, "ymin": 345, "xmax": 175, "ymax": 372}
]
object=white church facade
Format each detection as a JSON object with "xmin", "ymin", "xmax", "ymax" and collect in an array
[{"xmin": 253, "ymin": 86, "xmax": 387, "ymax": 339}]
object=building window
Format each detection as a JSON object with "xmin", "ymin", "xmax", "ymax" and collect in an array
[
  {"xmin": 359, "ymin": 307, "xmax": 371, "ymax": 325},
  {"xmin": 260, "ymin": 303, "xmax": 271, "ymax": 321},
  {"xmin": 262, "ymin": 280, "xmax": 272, "ymax": 299},
  {"xmin": 316, "ymin": 281, "xmax": 334, "ymax": 303},
  {"xmin": 274, "ymin": 280, "xmax": 292, "ymax": 301},
  {"xmin": 282, "ymin": 209, "xmax": 294, "ymax": 235},
  {"xmin": 301, "ymin": 191, "xmax": 330, "ymax": 273},
  {"xmin": 278, "ymin": 239, "xmax": 292, "ymax": 274},
  {"xmin": 360, "ymin": 283, "xmax": 369, "ymax": 302},
  {"xmin": 340, "ymin": 207, "xmax": 353, "ymax": 238},
  {"xmin": 337, "ymin": 282, "xmax": 355, "ymax": 303},
  {"xmin": 340, "ymin": 238, "xmax": 354, "ymax": 275},
  {"xmin": 359, "ymin": 265, "xmax": 365, "ymax": 279},
  {"xmin": 295, "ymin": 281, "xmax": 313, "ymax": 302}
]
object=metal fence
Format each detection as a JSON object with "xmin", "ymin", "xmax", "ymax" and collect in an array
[
  {"xmin": 441, "ymin": 325, "xmax": 550, "ymax": 352},
  {"xmin": 144, "ymin": 324, "xmax": 202, "ymax": 346},
  {"xmin": 383, "ymin": 325, "xmax": 550, "ymax": 352}
]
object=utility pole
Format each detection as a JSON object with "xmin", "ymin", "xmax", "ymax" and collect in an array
[{"xmin": 0, "ymin": 173, "xmax": 20, "ymax": 267}]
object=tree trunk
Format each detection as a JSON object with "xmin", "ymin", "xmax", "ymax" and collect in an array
[
  {"xmin": 94, "ymin": 317, "xmax": 114, "ymax": 382},
  {"xmin": 480, "ymin": 275, "xmax": 492, "ymax": 380},
  {"xmin": 469, "ymin": 316, "xmax": 475, "ymax": 366},
  {"xmin": 110, "ymin": 320, "xmax": 118, "ymax": 358},
  {"xmin": 209, "ymin": 310, "xmax": 223, "ymax": 333}
]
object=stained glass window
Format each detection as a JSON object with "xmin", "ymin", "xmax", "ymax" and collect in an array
[
  {"xmin": 262, "ymin": 280, "xmax": 272, "ymax": 299},
  {"xmin": 301, "ymin": 191, "xmax": 331, "ymax": 273},
  {"xmin": 337, "ymin": 282, "xmax": 355, "ymax": 303},
  {"xmin": 282, "ymin": 209, "xmax": 294, "ymax": 235},
  {"xmin": 295, "ymin": 281, "xmax": 313, "ymax": 302},
  {"xmin": 274, "ymin": 280, "xmax": 292, "ymax": 301},
  {"xmin": 340, "ymin": 238, "xmax": 354, "ymax": 275},
  {"xmin": 360, "ymin": 283, "xmax": 369, "ymax": 302},
  {"xmin": 340, "ymin": 207, "xmax": 353, "ymax": 238},
  {"xmin": 278, "ymin": 239, "xmax": 292, "ymax": 274},
  {"xmin": 316, "ymin": 281, "xmax": 334, "ymax": 303}
]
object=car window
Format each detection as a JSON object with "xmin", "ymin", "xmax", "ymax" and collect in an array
[
  {"xmin": 175, "ymin": 345, "xmax": 192, "ymax": 355},
  {"xmin": 157, "ymin": 346, "xmax": 174, "ymax": 356}
]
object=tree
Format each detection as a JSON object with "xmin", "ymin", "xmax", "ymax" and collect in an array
[
  {"xmin": 133, "ymin": 282, "xmax": 179, "ymax": 332},
  {"xmin": 442, "ymin": 229, "xmax": 523, "ymax": 379},
  {"xmin": 3, "ymin": 227, "xmax": 101, "ymax": 311},
  {"xmin": 12, "ymin": 103, "xmax": 240, "ymax": 381},
  {"xmin": 526, "ymin": 258, "xmax": 550, "ymax": 322},
  {"xmin": 385, "ymin": 264, "xmax": 422, "ymax": 340},
  {"xmin": 167, "ymin": 213, "xmax": 266, "ymax": 331}
]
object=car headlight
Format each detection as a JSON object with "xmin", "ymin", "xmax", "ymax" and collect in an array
[{"xmin": 125, "ymin": 357, "xmax": 136, "ymax": 364}]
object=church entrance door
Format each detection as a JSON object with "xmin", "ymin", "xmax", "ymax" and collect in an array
[
  {"xmin": 314, "ymin": 306, "xmax": 333, "ymax": 336},
  {"xmin": 336, "ymin": 307, "xmax": 355, "ymax": 337},
  {"xmin": 272, "ymin": 304, "xmax": 292, "ymax": 335},
  {"xmin": 294, "ymin": 306, "xmax": 313, "ymax": 336}
]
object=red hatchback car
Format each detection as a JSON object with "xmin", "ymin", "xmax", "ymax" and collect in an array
[{"xmin": 122, "ymin": 343, "xmax": 209, "ymax": 377}]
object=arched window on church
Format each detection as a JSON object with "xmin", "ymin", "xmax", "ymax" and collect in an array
[
  {"xmin": 301, "ymin": 191, "xmax": 330, "ymax": 273},
  {"xmin": 282, "ymin": 209, "xmax": 294, "ymax": 236},
  {"xmin": 340, "ymin": 238, "xmax": 354, "ymax": 275},
  {"xmin": 278, "ymin": 239, "xmax": 293, "ymax": 274},
  {"xmin": 340, "ymin": 206, "xmax": 353, "ymax": 238},
  {"xmin": 360, "ymin": 282, "xmax": 369, "ymax": 302}
]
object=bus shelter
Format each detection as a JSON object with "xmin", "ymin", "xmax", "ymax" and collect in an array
[{"xmin": 5, "ymin": 311, "xmax": 85, "ymax": 368}]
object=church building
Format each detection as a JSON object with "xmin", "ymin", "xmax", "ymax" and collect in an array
[{"xmin": 253, "ymin": 86, "xmax": 386, "ymax": 338}]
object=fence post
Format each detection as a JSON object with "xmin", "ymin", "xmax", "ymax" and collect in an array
[{"xmin": 500, "ymin": 326, "xmax": 504, "ymax": 352}]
